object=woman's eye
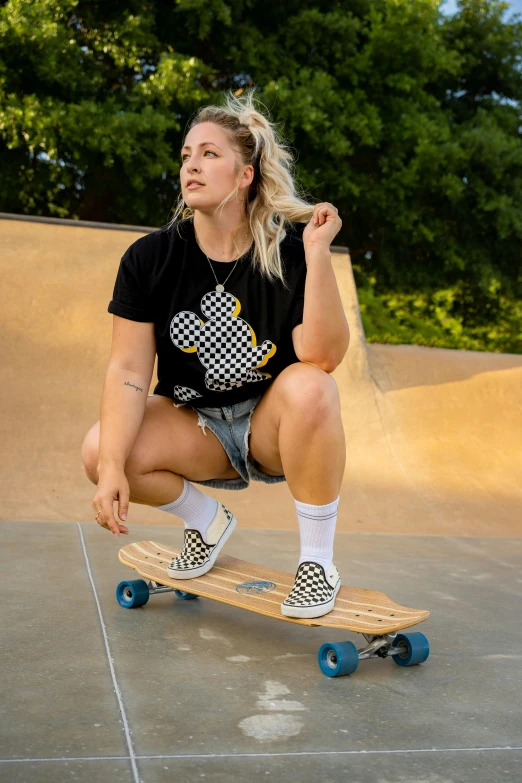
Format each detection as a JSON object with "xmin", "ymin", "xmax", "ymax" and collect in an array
[{"xmin": 181, "ymin": 151, "xmax": 217, "ymax": 161}]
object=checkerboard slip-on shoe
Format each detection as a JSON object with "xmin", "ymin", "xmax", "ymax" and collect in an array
[
  {"xmin": 280, "ymin": 561, "xmax": 341, "ymax": 619},
  {"xmin": 166, "ymin": 502, "xmax": 237, "ymax": 579}
]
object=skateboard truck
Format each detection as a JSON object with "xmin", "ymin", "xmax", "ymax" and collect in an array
[
  {"xmin": 120, "ymin": 579, "xmax": 197, "ymax": 601},
  {"xmin": 146, "ymin": 579, "xmax": 176, "ymax": 595},
  {"xmin": 358, "ymin": 632, "xmax": 400, "ymax": 659},
  {"xmin": 351, "ymin": 632, "xmax": 419, "ymax": 660}
]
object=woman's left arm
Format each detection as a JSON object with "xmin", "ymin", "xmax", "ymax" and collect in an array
[{"xmin": 297, "ymin": 202, "xmax": 350, "ymax": 372}]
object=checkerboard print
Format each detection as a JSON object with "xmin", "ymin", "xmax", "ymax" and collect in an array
[
  {"xmin": 169, "ymin": 291, "xmax": 275, "ymax": 394},
  {"xmin": 173, "ymin": 385, "xmax": 203, "ymax": 403},
  {"xmin": 169, "ymin": 529, "xmax": 214, "ymax": 571},
  {"xmin": 170, "ymin": 310, "xmax": 204, "ymax": 350},
  {"xmin": 168, "ymin": 506, "xmax": 235, "ymax": 572},
  {"xmin": 282, "ymin": 562, "xmax": 337, "ymax": 607}
]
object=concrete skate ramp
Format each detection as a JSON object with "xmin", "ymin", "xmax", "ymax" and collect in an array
[{"xmin": 1, "ymin": 213, "xmax": 521, "ymax": 536}]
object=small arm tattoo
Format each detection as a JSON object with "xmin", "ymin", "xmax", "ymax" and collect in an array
[{"xmin": 124, "ymin": 380, "xmax": 144, "ymax": 393}]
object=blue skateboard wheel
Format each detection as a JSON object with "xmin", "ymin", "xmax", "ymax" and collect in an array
[
  {"xmin": 173, "ymin": 590, "xmax": 199, "ymax": 600},
  {"xmin": 116, "ymin": 579, "xmax": 150, "ymax": 608},
  {"xmin": 391, "ymin": 632, "xmax": 430, "ymax": 666},
  {"xmin": 318, "ymin": 641, "xmax": 359, "ymax": 676}
]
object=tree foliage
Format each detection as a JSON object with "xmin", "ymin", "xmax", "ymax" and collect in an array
[{"xmin": 0, "ymin": 0, "xmax": 520, "ymax": 347}]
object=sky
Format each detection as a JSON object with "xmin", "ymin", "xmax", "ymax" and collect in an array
[{"xmin": 440, "ymin": 0, "xmax": 522, "ymax": 17}]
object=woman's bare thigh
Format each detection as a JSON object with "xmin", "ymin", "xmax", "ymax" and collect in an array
[{"xmin": 83, "ymin": 394, "xmax": 241, "ymax": 482}]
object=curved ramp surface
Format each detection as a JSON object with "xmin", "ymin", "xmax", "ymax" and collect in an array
[{"xmin": 1, "ymin": 213, "xmax": 521, "ymax": 535}]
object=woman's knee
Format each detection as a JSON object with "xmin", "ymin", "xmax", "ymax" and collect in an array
[
  {"xmin": 277, "ymin": 362, "xmax": 340, "ymax": 416},
  {"xmin": 81, "ymin": 422, "xmax": 100, "ymax": 483}
]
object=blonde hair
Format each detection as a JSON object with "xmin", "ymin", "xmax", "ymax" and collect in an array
[{"xmin": 165, "ymin": 86, "xmax": 316, "ymax": 290}]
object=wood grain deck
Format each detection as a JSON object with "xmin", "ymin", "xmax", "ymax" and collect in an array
[{"xmin": 119, "ymin": 541, "xmax": 430, "ymax": 634}]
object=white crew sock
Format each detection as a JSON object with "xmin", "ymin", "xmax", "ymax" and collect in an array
[
  {"xmin": 156, "ymin": 478, "xmax": 219, "ymax": 544},
  {"xmin": 295, "ymin": 495, "xmax": 340, "ymax": 573}
]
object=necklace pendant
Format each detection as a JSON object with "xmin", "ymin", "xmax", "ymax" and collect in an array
[{"xmin": 215, "ymin": 283, "xmax": 225, "ymax": 292}]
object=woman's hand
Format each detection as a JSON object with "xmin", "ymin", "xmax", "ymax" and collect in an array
[
  {"xmin": 92, "ymin": 467, "xmax": 130, "ymax": 537},
  {"xmin": 302, "ymin": 202, "xmax": 342, "ymax": 249}
]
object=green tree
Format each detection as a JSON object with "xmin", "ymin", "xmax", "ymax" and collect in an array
[{"xmin": 0, "ymin": 0, "xmax": 520, "ymax": 349}]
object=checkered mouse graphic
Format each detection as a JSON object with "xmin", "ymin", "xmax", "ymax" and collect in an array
[{"xmin": 170, "ymin": 290, "xmax": 277, "ymax": 404}]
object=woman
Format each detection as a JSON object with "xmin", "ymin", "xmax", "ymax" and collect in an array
[{"xmin": 81, "ymin": 88, "xmax": 349, "ymax": 619}]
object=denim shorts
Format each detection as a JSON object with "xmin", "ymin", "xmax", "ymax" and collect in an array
[{"xmin": 153, "ymin": 392, "xmax": 287, "ymax": 491}]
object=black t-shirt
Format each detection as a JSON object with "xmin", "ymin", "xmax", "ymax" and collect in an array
[{"xmin": 107, "ymin": 217, "xmax": 307, "ymax": 408}]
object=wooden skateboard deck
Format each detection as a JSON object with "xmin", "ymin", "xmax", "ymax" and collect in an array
[{"xmin": 118, "ymin": 540, "xmax": 430, "ymax": 635}]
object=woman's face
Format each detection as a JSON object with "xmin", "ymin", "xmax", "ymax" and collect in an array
[{"xmin": 180, "ymin": 122, "xmax": 253, "ymax": 214}]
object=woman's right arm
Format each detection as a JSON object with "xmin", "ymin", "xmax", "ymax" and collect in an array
[{"xmin": 93, "ymin": 316, "xmax": 156, "ymax": 536}]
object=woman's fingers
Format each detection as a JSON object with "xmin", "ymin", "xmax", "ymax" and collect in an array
[
  {"xmin": 94, "ymin": 507, "xmax": 128, "ymax": 536},
  {"xmin": 313, "ymin": 202, "xmax": 338, "ymax": 225}
]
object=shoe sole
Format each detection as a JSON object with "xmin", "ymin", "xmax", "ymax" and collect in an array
[
  {"xmin": 280, "ymin": 579, "xmax": 341, "ymax": 619},
  {"xmin": 167, "ymin": 511, "xmax": 237, "ymax": 580}
]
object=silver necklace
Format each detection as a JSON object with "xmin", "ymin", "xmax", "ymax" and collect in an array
[{"xmin": 194, "ymin": 223, "xmax": 249, "ymax": 292}]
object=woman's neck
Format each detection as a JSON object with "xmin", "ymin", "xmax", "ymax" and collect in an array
[{"xmin": 192, "ymin": 214, "xmax": 252, "ymax": 263}]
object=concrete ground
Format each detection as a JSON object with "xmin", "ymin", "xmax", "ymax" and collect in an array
[{"xmin": 2, "ymin": 520, "xmax": 521, "ymax": 782}]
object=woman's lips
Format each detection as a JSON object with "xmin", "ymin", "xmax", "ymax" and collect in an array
[{"xmin": 187, "ymin": 183, "xmax": 204, "ymax": 190}]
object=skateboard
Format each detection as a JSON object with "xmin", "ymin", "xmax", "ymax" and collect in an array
[{"xmin": 117, "ymin": 540, "xmax": 431, "ymax": 677}]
